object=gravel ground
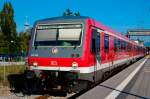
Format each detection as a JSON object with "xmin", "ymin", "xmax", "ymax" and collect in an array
[
  {"xmin": 0, "ymin": 85, "xmax": 40, "ymax": 99},
  {"xmin": 0, "ymin": 85, "xmax": 74, "ymax": 99}
]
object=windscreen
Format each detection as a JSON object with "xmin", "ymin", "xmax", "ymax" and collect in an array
[{"xmin": 34, "ymin": 24, "xmax": 82, "ymax": 46}]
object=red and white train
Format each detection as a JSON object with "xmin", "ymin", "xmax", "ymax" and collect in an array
[{"xmin": 27, "ymin": 16, "xmax": 146, "ymax": 92}]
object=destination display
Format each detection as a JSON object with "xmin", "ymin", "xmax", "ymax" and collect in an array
[{"xmin": 37, "ymin": 24, "xmax": 82, "ymax": 30}]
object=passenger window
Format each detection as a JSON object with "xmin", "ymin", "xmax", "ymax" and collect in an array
[
  {"xmin": 127, "ymin": 43, "xmax": 131, "ymax": 52},
  {"xmin": 104, "ymin": 34, "xmax": 109, "ymax": 53},
  {"xmin": 121, "ymin": 40, "xmax": 123, "ymax": 50},
  {"xmin": 124, "ymin": 41, "xmax": 127, "ymax": 51},
  {"xmin": 118, "ymin": 39, "xmax": 121, "ymax": 52},
  {"xmin": 121, "ymin": 40, "xmax": 126, "ymax": 51},
  {"xmin": 114, "ymin": 37, "xmax": 117, "ymax": 52}
]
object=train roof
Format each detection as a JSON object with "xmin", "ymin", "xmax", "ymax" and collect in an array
[
  {"xmin": 91, "ymin": 19, "xmax": 143, "ymax": 46},
  {"xmin": 34, "ymin": 16, "xmax": 145, "ymax": 47},
  {"xmin": 35, "ymin": 16, "xmax": 89, "ymax": 23}
]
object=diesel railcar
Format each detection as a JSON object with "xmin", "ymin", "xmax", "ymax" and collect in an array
[{"xmin": 27, "ymin": 16, "xmax": 146, "ymax": 92}]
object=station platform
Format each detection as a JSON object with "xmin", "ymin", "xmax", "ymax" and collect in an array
[{"xmin": 77, "ymin": 57, "xmax": 149, "ymax": 99}]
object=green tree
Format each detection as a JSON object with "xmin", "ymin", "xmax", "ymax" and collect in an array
[
  {"xmin": 18, "ymin": 31, "xmax": 30, "ymax": 55},
  {"xmin": 0, "ymin": 2, "xmax": 17, "ymax": 54},
  {"xmin": 74, "ymin": 11, "xmax": 80, "ymax": 16},
  {"xmin": 63, "ymin": 9, "xmax": 81, "ymax": 16},
  {"xmin": 0, "ymin": 28, "xmax": 5, "ymax": 54},
  {"xmin": 63, "ymin": 9, "xmax": 73, "ymax": 16}
]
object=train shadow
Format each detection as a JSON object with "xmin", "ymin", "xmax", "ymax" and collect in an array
[{"xmin": 7, "ymin": 74, "xmax": 67, "ymax": 97}]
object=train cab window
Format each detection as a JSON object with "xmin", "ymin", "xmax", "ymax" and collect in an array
[
  {"xmin": 114, "ymin": 37, "xmax": 117, "ymax": 52},
  {"xmin": 34, "ymin": 24, "xmax": 82, "ymax": 46},
  {"xmin": 104, "ymin": 34, "xmax": 109, "ymax": 53}
]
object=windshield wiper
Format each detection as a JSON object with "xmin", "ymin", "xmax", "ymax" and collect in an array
[
  {"xmin": 34, "ymin": 42, "xmax": 38, "ymax": 50},
  {"xmin": 74, "ymin": 44, "xmax": 78, "ymax": 49}
]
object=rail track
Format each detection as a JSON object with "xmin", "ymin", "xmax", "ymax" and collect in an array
[{"xmin": 35, "ymin": 93, "xmax": 76, "ymax": 99}]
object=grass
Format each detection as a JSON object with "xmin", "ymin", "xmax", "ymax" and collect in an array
[{"xmin": 0, "ymin": 65, "xmax": 26, "ymax": 86}]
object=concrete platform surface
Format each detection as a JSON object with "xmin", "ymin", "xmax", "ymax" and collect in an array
[
  {"xmin": 78, "ymin": 57, "xmax": 148, "ymax": 99},
  {"xmin": 118, "ymin": 58, "xmax": 150, "ymax": 99}
]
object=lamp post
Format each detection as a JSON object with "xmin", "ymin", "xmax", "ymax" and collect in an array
[
  {"xmin": 3, "ymin": 40, "xmax": 24, "ymax": 81},
  {"xmin": 3, "ymin": 40, "xmax": 14, "ymax": 81},
  {"xmin": 0, "ymin": 42, "xmax": 6, "ymax": 82}
]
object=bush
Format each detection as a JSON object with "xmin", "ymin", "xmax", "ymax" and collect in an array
[{"xmin": 0, "ymin": 65, "xmax": 26, "ymax": 86}]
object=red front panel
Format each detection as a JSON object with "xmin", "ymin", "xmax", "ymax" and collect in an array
[{"xmin": 28, "ymin": 18, "xmax": 95, "ymax": 68}]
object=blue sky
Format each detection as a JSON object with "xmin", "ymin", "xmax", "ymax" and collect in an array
[{"xmin": 0, "ymin": 0, "xmax": 150, "ymax": 34}]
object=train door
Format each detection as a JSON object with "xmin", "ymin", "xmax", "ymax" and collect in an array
[
  {"xmin": 91, "ymin": 29, "xmax": 101, "ymax": 61},
  {"xmin": 95, "ymin": 31, "xmax": 101, "ymax": 63},
  {"xmin": 91, "ymin": 28, "xmax": 101, "ymax": 82}
]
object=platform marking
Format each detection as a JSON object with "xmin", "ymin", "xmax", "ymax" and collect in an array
[{"xmin": 105, "ymin": 58, "xmax": 147, "ymax": 99}]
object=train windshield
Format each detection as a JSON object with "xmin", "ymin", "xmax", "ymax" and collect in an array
[{"xmin": 34, "ymin": 24, "xmax": 82, "ymax": 46}]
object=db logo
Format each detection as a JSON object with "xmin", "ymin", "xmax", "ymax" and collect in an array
[{"xmin": 52, "ymin": 47, "xmax": 58, "ymax": 54}]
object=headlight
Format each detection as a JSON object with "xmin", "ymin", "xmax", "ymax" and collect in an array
[
  {"xmin": 33, "ymin": 62, "xmax": 38, "ymax": 66},
  {"xmin": 72, "ymin": 62, "xmax": 78, "ymax": 69}
]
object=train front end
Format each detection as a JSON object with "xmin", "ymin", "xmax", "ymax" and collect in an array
[{"xmin": 27, "ymin": 17, "xmax": 92, "ymax": 92}]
